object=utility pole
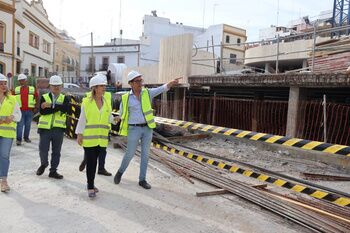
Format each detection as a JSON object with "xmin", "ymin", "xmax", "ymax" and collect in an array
[
  {"xmin": 276, "ymin": 34, "xmax": 280, "ymax": 74},
  {"xmin": 311, "ymin": 20, "xmax": 318, "ymax": 72},
  {"xmin": 90, "ymin": 32, "xmax": 94, "ymax": 76}
]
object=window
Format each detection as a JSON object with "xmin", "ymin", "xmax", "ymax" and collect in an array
[
  {"xmin": 16, "ymin": 61, "xmax": 21, "ymax": 74},
  {"xmin": 31, "ymin": 64, "xmax": 36, "ymax": 76},
  {"xmin": 56, "ymin": 65, "xmax": 59, "ymax": 72},
  {"xmin": 44, "ymin": 68, "xmax": 49, "ymax": 78},
  {"xmin": 117, "ymin": 56, "xmax": 125, "ymax": 63},
  {"xmin": 43, "ymin": 40, "xmax": 51, "ymax": 54},
  {"xmin": 237, "ymin": 38, "xmax": 241, "ymax": 45},
  {"xmin": 0, "ymin": 62, "xmax": 5, "ymax": 74},
  {"xmin": 29, "ymin": 32, "xmax": 39, "ymax": 49},
  {"xmin": 0, "ymin": 22, "xmax": 5, "ymax": 52},
  {"xmin": 225, "ymin": 35, "xmax": 230, "ymax": 43},
  {"xmin": 229, "ymin": 54, "xmax": 237, "ymax": 64},
  {"xmin": 39, "ymin": 67, "xmax": 43, "ymax": 77},
  {"xmin": 17, "ymin": 31, "xmax": 20, "ymax": 55},
  {"xmin": 102, "ymin": 57, "xmax": 109, "ymax": 70}
]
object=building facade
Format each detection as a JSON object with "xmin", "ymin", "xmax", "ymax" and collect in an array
[
  {"xmin": 80, "ymin": 38, "xmax": 140, "ymax": 80},
  {"xmin": 15, "ymin": 0, "xmax": 55, "ymax": 78},
  {"xmin": 139, "ymin": 14, "xmax": 247, "ymax": 72},
  {"xmin": 54, "ymin": 29, "xmax": 80, "ymax": 83},
  {"xmin": 0, "ymin": 0, "xmax": 16, "ymax": 76}
]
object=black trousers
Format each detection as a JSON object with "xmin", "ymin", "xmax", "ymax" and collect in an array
[{"xmin": 84, "ymin": 146, "xmax": 106, "ymax": 189}]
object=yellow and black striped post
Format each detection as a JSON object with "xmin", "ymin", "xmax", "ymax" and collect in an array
[
  {"xmin": 155, "ymin": 117, "xmax": 350, "ymax": 157},
  {"xmin": 152, "ymin": 141, "xmax": 350, "ymax": 207}
]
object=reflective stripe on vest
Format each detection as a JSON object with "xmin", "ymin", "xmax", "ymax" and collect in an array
[
  {"xmin": 38, "ymin": 93, "xmax": 66, "ymax": 129},
  {"xmin": 82, "ymin": 98, "xmax": 111, "ymax": 147},
  {"xmin": 118, "ymin": 88, "xmax": 156, "ymax": 136},
  {"xmin": 0, "ymin": 95, "xmax": 17, "ymax": 138},
  {"xmin": 15, "ymin": 86, "xmax": 36, "ymax": 108}
]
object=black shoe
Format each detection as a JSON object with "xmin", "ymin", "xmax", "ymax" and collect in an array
[
  {"xmin": 139, "ymin": 180, "xmax": 151, "ymax": 189},
  {"xmin": 36, "ymin": 165, "xmax": 47, "ymax": 176},
  {"xmin": 48, "ymin": 171, "xmax": 64, "ymax": 179},
  {"xmin": 98, "ymin": 169, "xmax": 112, "ymax": 176},
  {"xmin": 24, "ymin": 138, "xmax": 31, "ymax": 143},
  {"xmin": 79, "ymin": 160, "xmax": 86, "ymax": 172},
  {"xmin": 114, "ymin": 171, "xmax": 123, "ymax": 184},
  {"xmin": 16, "ymin": 140, "xmax": 21, "ymax": 146}
]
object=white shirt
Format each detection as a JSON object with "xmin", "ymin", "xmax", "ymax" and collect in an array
[
  {"xmin": 0, "ymin": 97, "xmax": 22, "ymax": 122},
  {"xmin": 75, "ymin": 98, "xmax": 116, "ymax": 134}
]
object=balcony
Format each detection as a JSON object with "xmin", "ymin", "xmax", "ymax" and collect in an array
[{"xmin": 0, "ymin": 42, "xmax": 4, "ymax": 52}]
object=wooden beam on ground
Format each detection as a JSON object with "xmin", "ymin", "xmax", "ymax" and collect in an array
[
  {"xmin": 167, "ymin": 134, "xmax": 210, "ymax": 142},
  {"xmin": 196, "ymin": 189, "xmax": 230, "ymax": 197}
]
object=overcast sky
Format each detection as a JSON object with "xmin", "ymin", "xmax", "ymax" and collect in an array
[{"xmin": 41, "ymin": 0, "xmax": 333, "ymax": 45}]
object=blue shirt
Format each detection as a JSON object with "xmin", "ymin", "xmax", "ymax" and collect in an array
[{"xmin": 119, "ymin": 84, "xmax": 168, "ymax": 124}]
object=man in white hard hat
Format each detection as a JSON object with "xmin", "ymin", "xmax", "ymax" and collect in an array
[
  {"xmin": 114, "ymin": 70, "xmax": 181, "ymax": 189},
  {"xmin": 36, "ymin": 75, "xmax": 69, "ymax": 179},
  {"xmin": 14, "ymin": 73, "xmax": 38, "ymax": 145}
]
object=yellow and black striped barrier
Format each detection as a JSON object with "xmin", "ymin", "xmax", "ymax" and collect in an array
[
  {"xmin": 155, "ymin": 117, "xmax": 350, "ymax": 157},
  {"xmin": 151, "ymin": 141, "xmax": 350, "ymax": 207}
]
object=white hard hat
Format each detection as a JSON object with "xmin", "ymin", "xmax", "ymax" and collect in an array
[
  {"xmin": 49, "ymin": 75, "xmax": 63, "ymax": 85},
  {"xmin": 18, "ymin": 73, "xmax": 27, "ymax": 81},
  {"xmin": 89, "ymin": 74, "xmax": 107, "ymax": 88},
  {"xmin": 0, "ymin": 73, "xmax": 8, "ymax": 82},
  {"xmin": 127, "ymin": 70, "xmax": 142, "ymax": 82}
]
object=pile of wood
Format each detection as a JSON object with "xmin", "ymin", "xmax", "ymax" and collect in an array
[{"xmin": 308, "ymin": 37, "xmax": 350, "ymax": 73}]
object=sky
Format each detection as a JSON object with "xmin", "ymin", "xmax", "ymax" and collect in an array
[{"xmin": 41, "ymin": 0, "xmax": 333, "ymax": 46}]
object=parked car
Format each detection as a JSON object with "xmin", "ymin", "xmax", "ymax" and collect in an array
[{"xmin": 63, "ymin": 83, "xmax": 80, "ymax": 89}]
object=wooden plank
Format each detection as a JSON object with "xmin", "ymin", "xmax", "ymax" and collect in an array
[
  {"xmin": 167, "ymin": 134, "xmax": 210, "ymax": 141},
  {"xmin": 196, "ymin": 189, "xmax": 230, "ymax": 197}
]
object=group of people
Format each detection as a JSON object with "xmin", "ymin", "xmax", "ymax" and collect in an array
[{"xmin": 0, "ymin": 70, "xmax": 180, "ymax": 198}]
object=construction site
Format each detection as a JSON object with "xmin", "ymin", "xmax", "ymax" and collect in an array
[{"xmin": 1, "ymin": 0, "xmax": 350, "ymax": 233}]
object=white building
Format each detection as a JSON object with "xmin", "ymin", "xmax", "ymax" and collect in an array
[
  {"xmin": 80, "ymin": 38, "xmax": 140, "ymax": 80},
  {"xmin": 0, "ymin": 0, "xmax": 16, "ymax": 76},
  {"xmin": 15, "ymin": 0, "xmax": 55, "ymax": 78},
  {"xmin": 139, "ymin": 14, "xmax": 246, "ymax": 71}
]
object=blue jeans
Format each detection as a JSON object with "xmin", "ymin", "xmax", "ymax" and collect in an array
[
  {"xmin": 0, "ymin": 137, "xmax": 13, "ymax": 178},
  {"xmin": 39, "ymin": 128, "xmax": 64, "ymax": 172},
  {"xmin": 16, "ymin": 110, "xmax": 33, "ymax": 141},
  {"xmin": 118, "ymin": 126, "xmax": 153, "ymax": 181}
]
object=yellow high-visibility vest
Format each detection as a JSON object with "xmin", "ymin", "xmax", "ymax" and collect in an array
[
  {"xmin": 38, "ymin": 93, "xmax": 66, "ymax": 129},
  {"xmin": 82, "ymin": 97, "xmax": 111, "ymax": 147},
  {"xmin": 15, "ymin": 86, "xmax": 36, "ymax": 108},
  {"xmin": 119, "ymin": 88, "xmax": 156, "ymax": 136},
  {"xmin": 0, "ymin": 95, "xmax": 17, "ymax": 138}
]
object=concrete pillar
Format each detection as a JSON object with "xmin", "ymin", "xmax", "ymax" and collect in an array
[
  {"xmin": 264, "ymin": 63, "xmax": 274, "ymax": 73},
  {"xmin": 302, "ymin": 59, "xmax": 308, "ymax": 69},
  {"xmin": 173, "ymin": 88, "xmax": 182, "ymax": 120},
  {"xmin": 286, "ymin": 87, "xmax": 306, "ymax": 137},
  {"xmin": 252, "ymin": 92, "xmax": 264, "ymax": 131}
]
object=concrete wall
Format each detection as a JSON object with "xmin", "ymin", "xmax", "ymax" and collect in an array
[
  {"xmin": 158, "ymin": 34, "xmax": 193, "ymax": 84},
  {"xmin": 122, "ymin": 64, "xmax": 159, "ymax": 87},
  {"xmin": 245, "ymin": 37, "xmax": 329, "ymax": 66}
]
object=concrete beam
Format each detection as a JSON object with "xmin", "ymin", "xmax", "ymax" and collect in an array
[{"xmin": 286, "ymin": 87, "xmax": 306, "ymax": 137}]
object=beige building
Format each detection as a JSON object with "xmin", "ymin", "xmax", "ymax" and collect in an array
[
  {"xmin": 0, "ymin": 0, "xmax": 16, "ymax": 76},
  {"xmin": 54, "ymin": 29, "xmax": 80, "ymax": 83}
]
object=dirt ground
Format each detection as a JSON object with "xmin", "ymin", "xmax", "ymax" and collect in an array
[{"xmin": 0, "ymin": 123, "xmax": 340, "ymax": 233}]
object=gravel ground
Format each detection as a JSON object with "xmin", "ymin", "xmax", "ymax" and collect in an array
[{"xmin": 0, "ymin": 123, "xmax": 311, "ymax": 233}]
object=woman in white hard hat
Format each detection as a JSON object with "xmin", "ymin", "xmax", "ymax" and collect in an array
[
  {"xmin": 75, "ymin": 74, "xmax": 118, "ymax": 198},
  {"xmin": 0, "ymin": 73, "xmax": 21, "ymax": 192},
  {"xmin": 36, "ymin": 75, "xmax": 69, "ymax": 179}
]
